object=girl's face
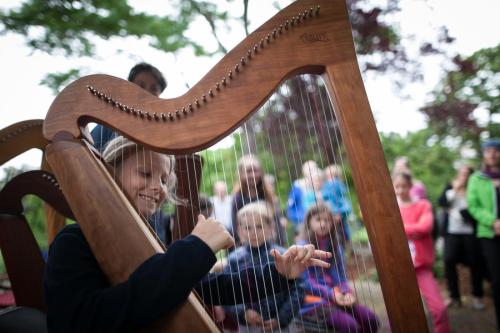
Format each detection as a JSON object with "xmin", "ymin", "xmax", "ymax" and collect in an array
[
  {"xmin": 239, "ymin": 161, "xmax": 262, "ymax": 190},
  {"xmin": 457, "ymin": 166, "xmax": 471, "ymax": 182},
  {"xmin": 393, "ymin": 175, "xmax": 411, "ymax": 201},
  {"xmin": 309, "ymin": 212, "xmax": 334, "ymax": 238},
  {"xmin": 119, "ymin": 150, "xmax": 171, "ymax": 217},
  {"xmin": 238, "ymin": 212, "xmax": 271, "ymax": 248},
  {"xmin": 483, "ymin": 147, "xmax": 500, "ymax": 168}
]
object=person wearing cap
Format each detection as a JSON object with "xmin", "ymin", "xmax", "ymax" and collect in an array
[{"xmin": 466, "ymin": 138, "xmax": 500, "ymax": 330}]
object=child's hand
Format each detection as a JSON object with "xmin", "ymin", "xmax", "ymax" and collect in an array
[
  {"xmin": 212, "ymin": 306, "xmax": 225, "ymax": 323},
  {"xmin": 245, "ymin": 309, "xmax": 263, "ymax": 326},
  {"xmin": 335, "ymin": 291, "xmax": 356, "ymax": 307},
  {"xmin": 191, "ymin": 215, "xmax": 234, "ymax": 253},
  {"xmin": 262, "ymin": 318, "xmax": 279, "ymax": 331},
  {"xmin": 270, "ymin": 244, "xmax": 331, "ymax": 279},
  {"xmin": 494, "ymin": 220, "xmax": 500, "ymax": 236}
]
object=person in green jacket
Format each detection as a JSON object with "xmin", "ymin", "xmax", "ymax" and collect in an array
[{"xmin": 467, "ymin": 138, "xmax": 500, "ymax": 330}]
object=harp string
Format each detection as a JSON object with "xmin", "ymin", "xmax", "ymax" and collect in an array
[
  {"xmin": 306, "ymin": 73, "xmax": 376, "ymax": 323},
  {"xmin": 302, "ymin": 74, "xmax": 356, "ymax": 326},
  {"xmin": 257, "ymin": 97, "xmax": 307, "ymax": 330},
  {"xmin": 199, "ymin": 149, "xmax": 229, "ymax": 329},
  {"xmin": 314, "ymin": 75, "xmax": 380, "ymax": 321},
  {"xmin": 285, "ymin": 77, "xmax": 333, "ymax": 329},
  {"xmin": 206, "ymin": 148, "xmax": 238, "ymax": 330},
  {"xmin": 238, "ymin": 122, "xmax": 273, "ymax": 331},
  {"xmin": 244, "ymin": 115, "xmax": 293, "ymax": 332},
  {"xmin": 182, "ymin": 153, "xmax": 212, "ymax": 308}
]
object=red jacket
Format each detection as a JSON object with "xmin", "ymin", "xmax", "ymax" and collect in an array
[{"xmin": 399, "ymin": 199, "xmax": 435, "ymax": 269}]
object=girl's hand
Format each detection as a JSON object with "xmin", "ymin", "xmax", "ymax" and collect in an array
[
  {"xmin": 270, "ymin": 244, "xmax": 332, "ymax": 279},
  {"xmin": 335, "ymin": 291, "xmax": 356, "ymax": 307},
  {"xmin": 191, "ymin": 215, "xmax": 235, "ymax": 253},
  {"xmin": 245, "ymin": 309, "xmax": 263, "ymax": 326},
  {"xmin": 262, "ymin": 318, "xmax": 279, "ymax": 331}
]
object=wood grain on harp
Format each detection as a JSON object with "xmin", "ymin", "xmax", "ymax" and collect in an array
[{"xmin": 40, "ymin": 0, "xmax": 428, "ymax": 332}]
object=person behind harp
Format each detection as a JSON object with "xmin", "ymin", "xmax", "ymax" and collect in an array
[{"xmin": 43, "ymin": 136, "xmax": 332, "ymax": 333}]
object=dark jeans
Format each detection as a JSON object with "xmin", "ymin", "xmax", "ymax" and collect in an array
[
  {"xmin": 481, "ymin": 237, "xmax": 500, "ymax": 329},
  {"xmin": 444, "ymin": 234, "xmax": 484, "ymax": 299}
]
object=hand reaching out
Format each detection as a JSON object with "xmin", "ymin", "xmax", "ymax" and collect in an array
[
  {"xmin": 191, "ymin": 215, "xmax": 235, "ymax": 253},
  {"xmin": 270, "ymin": 244, "xmax": 331, "ymax": 279}
]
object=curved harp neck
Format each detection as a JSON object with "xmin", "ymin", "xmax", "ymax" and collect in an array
[
  {"xmin": 0, "ymin": 119, "xmax": 47, "ymax": 166},
  {"xmin": 43, "ymin": 0, "xmax": 355, "ymax": 153}
]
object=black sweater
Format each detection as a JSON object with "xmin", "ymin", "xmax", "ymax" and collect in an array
[{"xmin": 44, "ymin": 224, "xmax": 292, "ymax": 332}]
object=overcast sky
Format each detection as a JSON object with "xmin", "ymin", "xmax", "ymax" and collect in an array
[{"xmin": 1, "ymin": 0, "xmax": 499, "ymax": 171}]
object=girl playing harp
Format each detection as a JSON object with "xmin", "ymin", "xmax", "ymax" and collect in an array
[{"xmin": 43, "ymin": 136, "xmax": 332, "ymax": 333}]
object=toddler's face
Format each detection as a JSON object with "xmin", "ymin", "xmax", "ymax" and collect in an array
[
  {"xmin": 238, "ymin": 212, "xmax": 271, "ymax": 247},
  {"xmin": 309, "ymin": 212, "xmax": 333, "ymax": 238}
]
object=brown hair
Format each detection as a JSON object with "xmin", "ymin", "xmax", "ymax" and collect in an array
[
  {"xmin": 299, "ymin": 202, "xmax": 339, "ymax": 250},
  {"xmin": 391, "ymin": 172, "xmax": 412, "ymax": 186}
]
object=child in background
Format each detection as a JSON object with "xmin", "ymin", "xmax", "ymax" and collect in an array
[
  {"xmin": 219, "ymin": 201, "xmax": 304, "ymax": 332},
  {"xmin": 44, "ymin": 136, "xmax": 332, "ymax": 332},
  {"xmin": 393, "ymin": 172, "xmax": 451, "ymax": 333},
  {"xmin": 299, "ymin": 203, "xmax": 379, "ymax": 333},
  {"xmin": 322, "ymin": 164, "xmax": 352, "ymax": 246}
]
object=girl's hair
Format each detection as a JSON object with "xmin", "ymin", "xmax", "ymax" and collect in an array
[
  {"xmin": 392, "ymin": 171, "xmax": 412, "ymax": 185},
  {"xmin": 237, "ymin": 201, "xmax": 273, "ymax": 226},
  {"xmin": 232, "ymin": 154, "xmax": 275, "ymax": 205},
  {"xmin": 128, "ymin": 62, "xmax": 167, "ymax": 93},
  {"xmin": 299, "ymin": 202, "xmax": 339, "ymax": 250},
  {"xmin": 102, "ymin": 136, "xmax": 180, "ymax": 204}
]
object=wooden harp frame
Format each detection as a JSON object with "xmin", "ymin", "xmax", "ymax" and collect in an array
[
  {"xmin": 41, "ymin": 0, "xmax": 428, "ymax": 332},
  {"xmin": 0, "ymin": 119, "xmax": 68, "ymax": 243}
]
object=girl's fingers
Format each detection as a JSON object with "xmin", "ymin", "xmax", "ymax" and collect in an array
[
  {"xmin": 197, "ymin": 214, "xmax": 206, "ymax": 223},
  {"xmin": 295, "ymin": 247, "xmax": 307, "ymax": 262},
  {"xmin": 313, "ymin": 249, "xmax": 332, "ymax": 259},
  {"xmin": 301, "ymin": 244, "xmax": 315, "ymax": 263},
  {"xmin": 306, "ymin": 258, "xmax": 331, "ymax": 268}
]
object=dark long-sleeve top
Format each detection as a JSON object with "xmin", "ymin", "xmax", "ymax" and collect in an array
[
  {"xmin": 223, "ymin": 242, "xmax": 304, "ymax": 327},
  {"xmin": 44, "ymin": 224, "xmax": 293, "ymax": 333}
]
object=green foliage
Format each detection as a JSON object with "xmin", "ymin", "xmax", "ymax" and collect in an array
[
  {"xmin": 0, "ymin": 0, "xmax": 202, "ymax": 57},
  {"xmin": 421, "ymin": 43, "xmax": 500, "ymax": 148},
  {"xmin": 40, "ymin": 68, "xmax": 83, "ymax": 95},
  {"xmin": 22, "ymin": 195, "xmax": 49, "ymax": 250},
  {"xmin": 380, "ymin": 128, "xmax": 462, "ymax": 204}
]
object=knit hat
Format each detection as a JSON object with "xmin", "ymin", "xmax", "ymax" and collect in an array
[{"xmin": 481, "ymin": 138, "xmax": 500, "ymax": 150}]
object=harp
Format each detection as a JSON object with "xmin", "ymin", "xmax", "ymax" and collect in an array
[
  {"xmin": 0, "ymin": 170, "xmax": 74, "ymax": 312},
  {"xmin": 42, "ymin": 0, "xmax": 427, "ymax": 332},
  {"xmin": 0, "ymin": 120, "xmax": 67, "ymax": 243}
]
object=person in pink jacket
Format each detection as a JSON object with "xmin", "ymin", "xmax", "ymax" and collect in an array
[{"xmin": 393, "ymin": 172, "xmax": 451, "ymax": 333}]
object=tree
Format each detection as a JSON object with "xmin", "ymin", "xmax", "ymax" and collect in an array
[
  {"xmin": 420, "ymin": 44, "xmax": 500, "ymax": 151},
  {"xmin": 1, "ymin": 0, "xmax": 451, "ymax": 93},
  {"xmin": 380, "ymin": 128, "xmax": 462, "ymax": 203}
]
